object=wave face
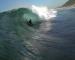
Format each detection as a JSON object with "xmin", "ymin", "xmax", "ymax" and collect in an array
[
  {"xmin": 0, "ymin": 7, "xmax": 75, "ymax": 60},
  {"xmin": 0, "ymin": 8, "xmax": 41, "ymax": 60}
]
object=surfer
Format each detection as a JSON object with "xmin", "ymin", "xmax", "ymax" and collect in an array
[{"xmin": 27, "ymin": 19, "xmax": 33, "ymax": 26}]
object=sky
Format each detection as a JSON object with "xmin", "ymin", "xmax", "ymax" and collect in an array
[{"xmin": 0, "ymin": 0, "xmax": 68, "ymax": 12}]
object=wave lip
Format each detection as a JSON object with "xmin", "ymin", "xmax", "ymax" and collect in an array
[{"xmin": 31, "ymin": 5, "xmax": 57, "ymax": 20}]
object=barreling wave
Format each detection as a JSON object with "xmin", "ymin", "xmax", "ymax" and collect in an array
[
  {"xmin": 1, "ymin": 6, "xmax": 75, "ymax": 60},
  {"xmin": 0, "ymin": 8, "xmax": 42, "ymax": 60}
]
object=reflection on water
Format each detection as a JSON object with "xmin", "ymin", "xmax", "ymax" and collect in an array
[
  {"xmin": 36, "ymin": 8, "xmax": 75, "ymax": 60},
  {"xmin": 0, "ymin": 7, "xmax": 75, "ymax": 60}
]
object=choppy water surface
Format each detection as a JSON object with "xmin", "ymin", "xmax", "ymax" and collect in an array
[
  {"xmin": 34, "ymin": 8, "xmax": 75, "ymax": 60},
  {"xmin": 0, "ymin": 8, "xmax": 75, "ymax": 60}
]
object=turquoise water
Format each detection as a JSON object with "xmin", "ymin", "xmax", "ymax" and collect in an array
[
  {"xmin": 0, "ymin": 7, "xmax": 75, "ymax": 60},
  {"xmin": 0, "ymin": 8, "xmax": 41, "ymax": 60}
]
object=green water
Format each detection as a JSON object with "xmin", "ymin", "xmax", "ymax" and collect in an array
[{"xmin": 0, "ymin": 8, "xmax": 41, "ymax": 60}]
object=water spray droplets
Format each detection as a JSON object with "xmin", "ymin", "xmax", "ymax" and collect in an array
[{"xmin": 31, "ymin": 5, "xmax": 57, "ymax": 20}]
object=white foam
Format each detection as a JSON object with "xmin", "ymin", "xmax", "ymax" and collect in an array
[{"xmin": 31, "ymin": 5, "xmax": 57, "ymax": 20}]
